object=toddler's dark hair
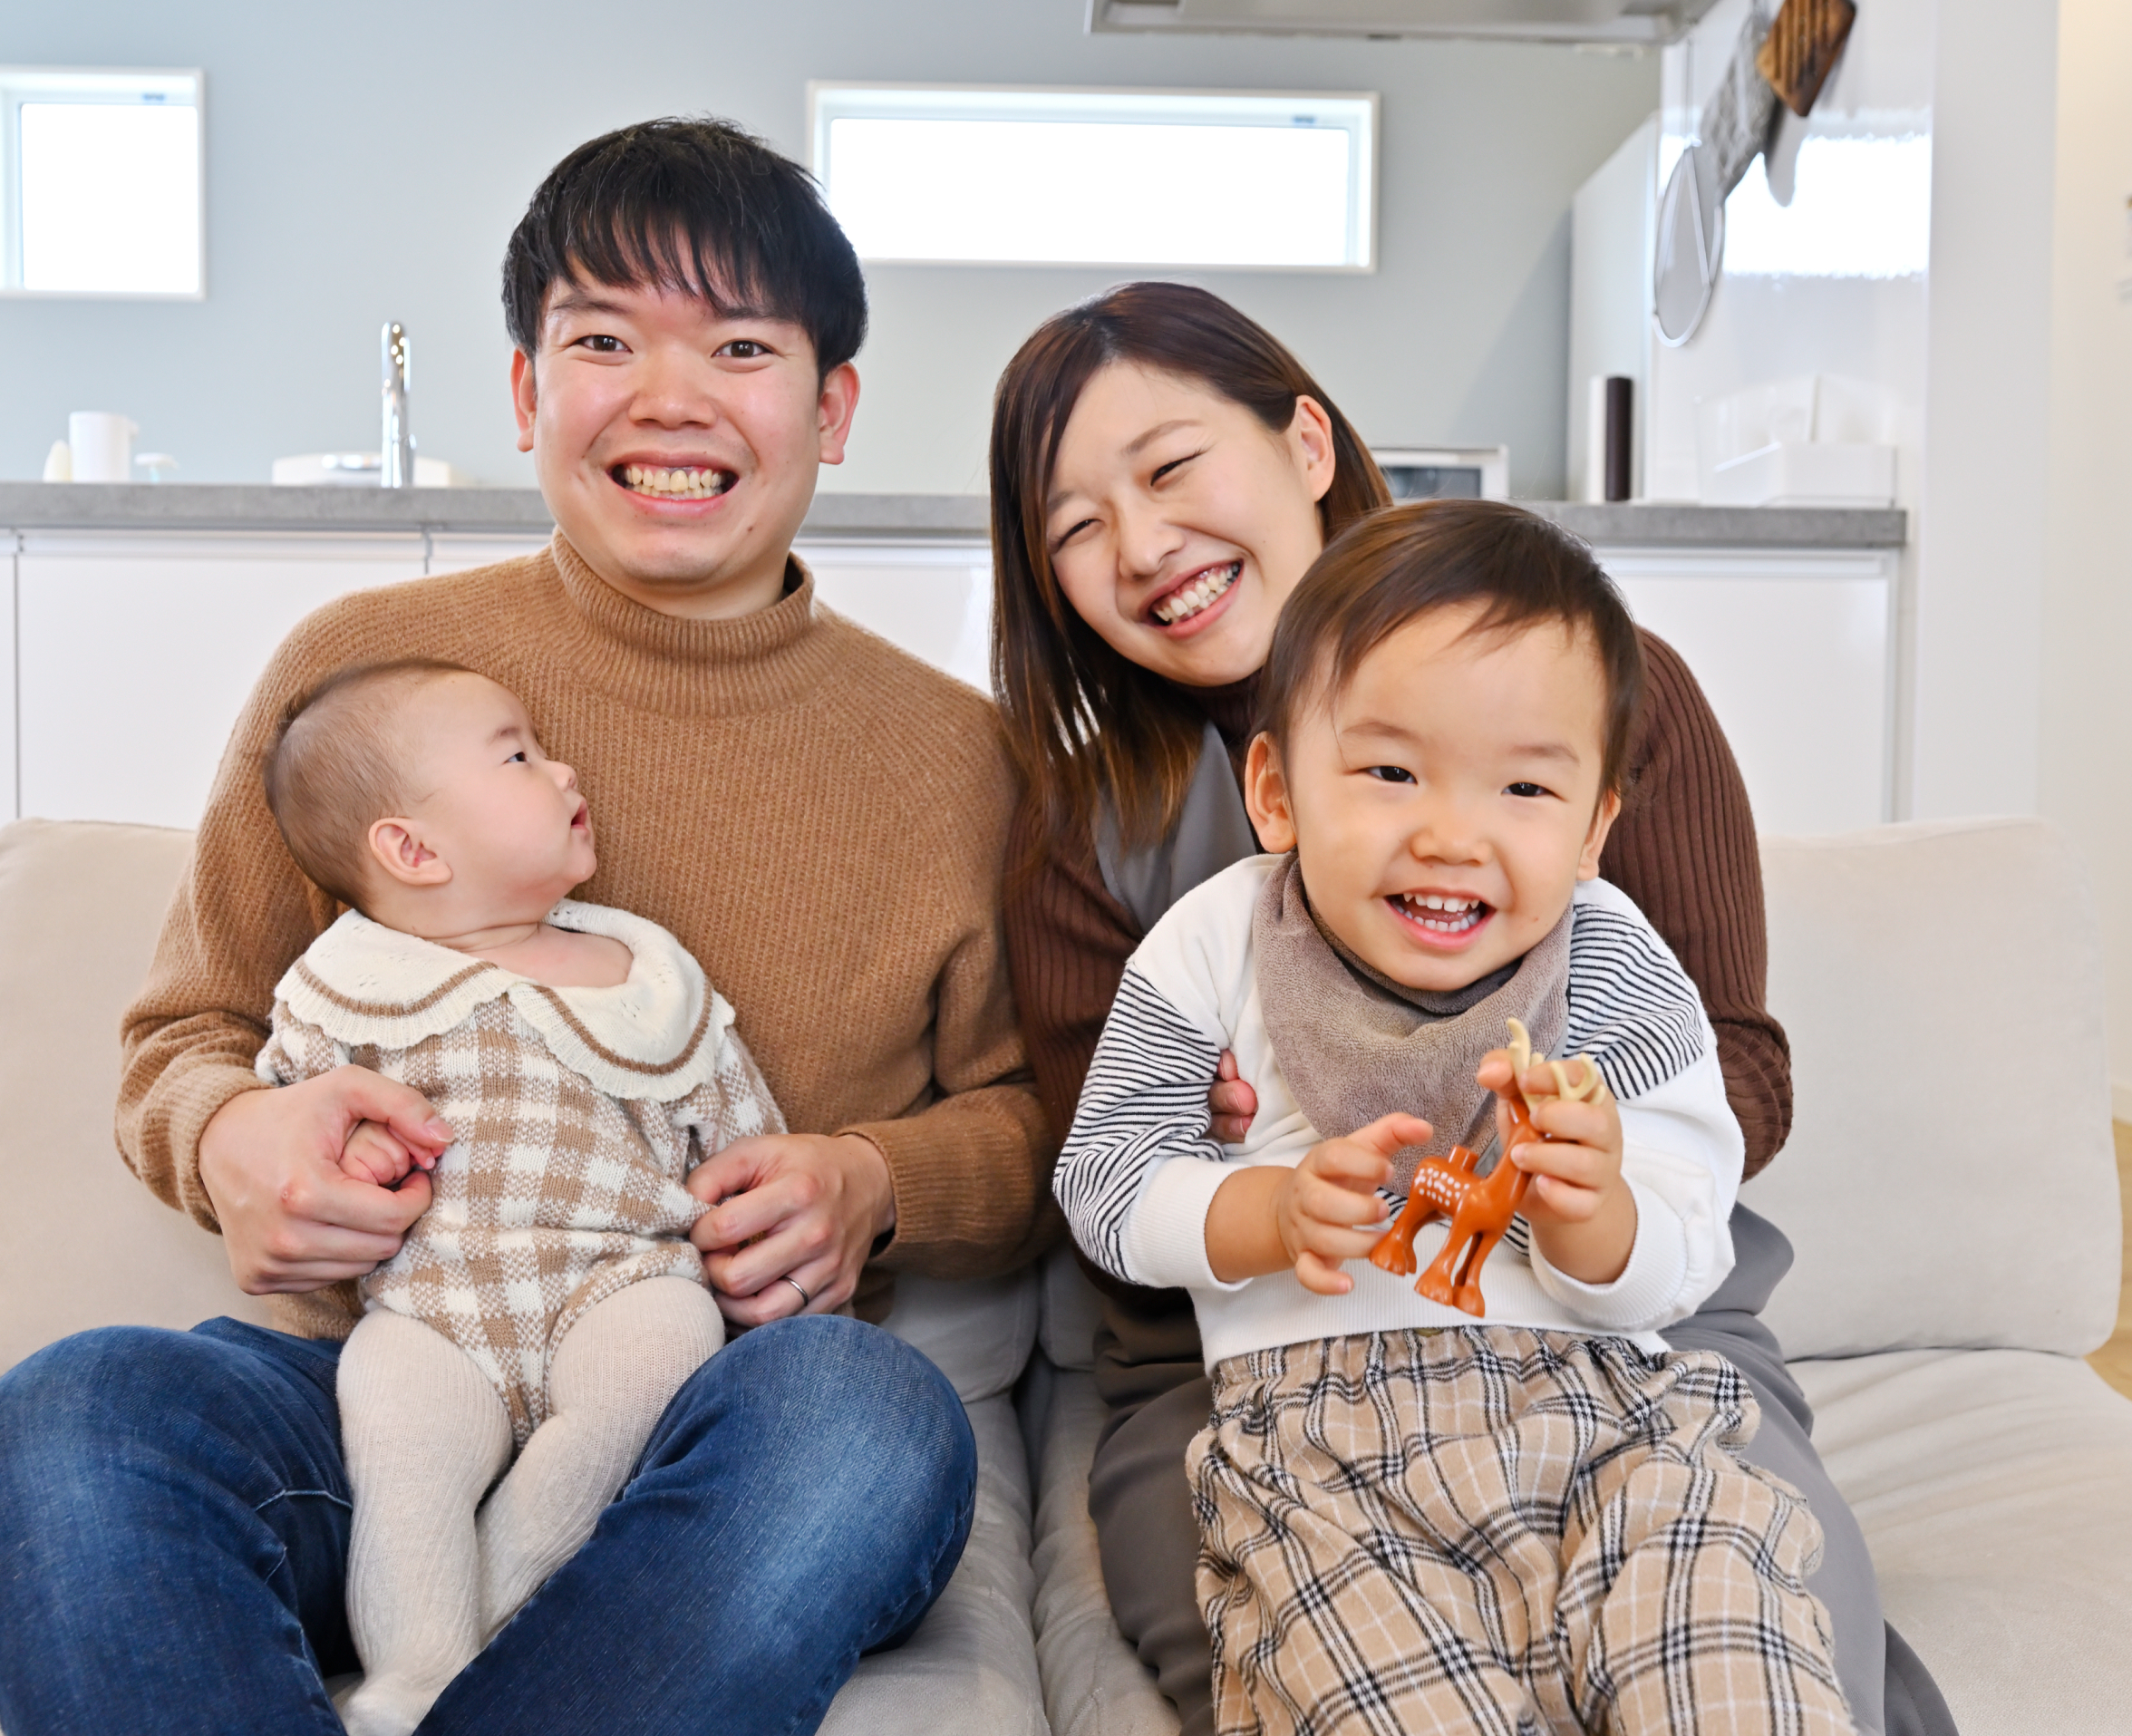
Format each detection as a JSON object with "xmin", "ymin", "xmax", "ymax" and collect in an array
[
  {"xmin": 263, "ymin": 660, "xmax": 475, "ymax": 911},
  {"xmin": 501, "ymin": 117, "xmax": 867, "ymax": 378},
  {"xmin": 1260, "ymin": 499, "xmax": 1645, "ymax": 798}
]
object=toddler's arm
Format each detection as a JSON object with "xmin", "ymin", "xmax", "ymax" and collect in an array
[
  {"xmin": 1202, "ymin": 1114, "xmax": 1420, "ymax": 1295},
  {"xmin": 1054, "ymin": 966, "xmax": 1238, "ymax": 1287},
  {"xmin": 1519, "ymin": 882, "xmax": 1748, "ymax": 1331}
]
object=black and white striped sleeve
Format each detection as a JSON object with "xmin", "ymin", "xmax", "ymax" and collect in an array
[
  {"xmin": 1562, "ymin": 889, "xmax": 1710, "ymax": 1101},
  {"xmin": 1053, "ymin": 965, "xmax": 1227, "ymax": 1282}
]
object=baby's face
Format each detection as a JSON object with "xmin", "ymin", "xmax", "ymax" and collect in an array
[
  {"xmin": 1251, "ymin": 603, "xmax": 1618, "ymax": 994},
  {"xmin": 399, "ymin": 674, "xmax": 596, "ymax": 915}
]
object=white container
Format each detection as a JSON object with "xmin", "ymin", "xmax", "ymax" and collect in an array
[
  {"xmin": 67, "ymin": 413, "xmax": 138, "ymax": 483},
  {"xmin": 1705, "ymin": 441, "xmax": 1897, "ymax": 508}
]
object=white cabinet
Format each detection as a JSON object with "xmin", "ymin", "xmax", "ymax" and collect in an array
[
  {"xmin": 797, "ymin": 538, "xmax": 993, "ymax": 694},
  {"xmin": 1598, "ymin": 546, "xmax": 1895, "ymax": 836},
  {"xmin": 12, "ymin": 534, "xmax": 430, "ymax": 829},
  {"xmin": 0, "ymin": 531, "xmax": 994, "ymax": 829},
  {"xmin": 0, "ymin": 528, "xmax": 1889, "ymax": 837}
]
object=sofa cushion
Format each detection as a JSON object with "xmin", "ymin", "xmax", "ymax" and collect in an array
[
  {"xmin": 1039, "ymin": 1244, "xmax": 1105, "ymax": 1373},
  {"xmin": 822, "ymin": 1391, "xmax": 1047, "ymax": 1734},
  {"xmin": 1028, "ymin": 1363, "xmax": 1183, "ymax": 1736},
  {"xmin": 1795, "ymin": 1347, "xmax": 2132, "ymax": 1736},
  {"xmin": 0, "ymin": 819, "xmax": 272, "ymax": 1375},
  {"xmin": 880, "ymin": 1268, "xmax": 1041, "ymax": 1403},
  {"xmin": 1745, "ymin": 819, "xmax": 2120, "ymax": 1361}
]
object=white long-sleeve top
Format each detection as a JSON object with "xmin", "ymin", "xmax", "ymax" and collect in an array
[{"xmin": 1053, "ymin": 856, "xmax": 1744, "ymax": 1369}]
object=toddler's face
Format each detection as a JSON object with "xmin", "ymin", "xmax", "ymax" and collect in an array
[
  {"xmin": 1249, "ymin": 603, "xmax": 1618, "ymax": 994},
  {"xmin": 398, "ymin": 674, "xmax": 596, "ymax": 914}
]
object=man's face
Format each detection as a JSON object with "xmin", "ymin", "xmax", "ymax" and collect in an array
[{"xmin": 511, "ymin": 277, "xmax": 859, "ymax": 619}]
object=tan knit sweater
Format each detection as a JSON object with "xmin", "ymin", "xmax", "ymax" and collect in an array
[{"xmin": 118, "ymin": 535, "xmax": 1053, "ymax": 1335}]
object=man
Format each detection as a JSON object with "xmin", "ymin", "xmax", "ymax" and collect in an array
[{"xmin": 0, "ymin": 118, "xmax": 1051, "ymax": 1736}]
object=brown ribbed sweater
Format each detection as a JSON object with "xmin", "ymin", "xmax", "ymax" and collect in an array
[
  {"xmin": 118, "ymin": 536, "xmax": 1052, "ymax": 1336},
  {"xmin": 1004, "ymin": 628, "xmax": 1792, "ymax": 1174}
]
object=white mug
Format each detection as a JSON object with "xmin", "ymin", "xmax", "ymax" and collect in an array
[{"xmin": 68, "ymin": 412, "xmax": 139, "ymax": 483}]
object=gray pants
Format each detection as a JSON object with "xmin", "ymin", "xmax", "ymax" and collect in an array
[{"xmin": 1086, "ymin": 1207, "xmax": 1957, "ymax": 1736}]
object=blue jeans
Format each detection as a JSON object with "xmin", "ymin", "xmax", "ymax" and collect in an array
[{"xmin": 0, "ymin": 1312, "xmax": 975, "ymax": 1736}]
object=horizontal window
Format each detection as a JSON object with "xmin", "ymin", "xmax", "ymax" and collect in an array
[
  {"xmin": 2, "ymin": 67, "xmax": 203, "ymax": 298},
  {"xmin": 1723, "ymin": 134, "xmax": 1931, "ymax": 280},
  {"xmin": 809, "ymin": 83, "xmax": 1376, "ymax": 271}
]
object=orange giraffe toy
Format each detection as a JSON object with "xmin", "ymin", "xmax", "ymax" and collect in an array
[{"xmin": 1366, "ymin": 1017, "xmax": 1611, "ymax": 1317}]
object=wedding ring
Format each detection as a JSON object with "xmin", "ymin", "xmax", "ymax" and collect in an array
[{"xmin": 781, "ymin": 1275, "xmax": 812, "ymax": 1308}]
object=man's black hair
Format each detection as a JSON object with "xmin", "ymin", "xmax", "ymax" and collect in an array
[{"xmin": 501, "ymin": 117, "xmax": 867, "ymax": 376}]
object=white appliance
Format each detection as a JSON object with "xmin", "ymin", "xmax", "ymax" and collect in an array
[{"xmin": 1369, "ymin": 446, "xmax": 1509, "ymax": 501}]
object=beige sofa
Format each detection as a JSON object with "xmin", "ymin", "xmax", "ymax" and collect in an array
[{"xmin": 3, "ymin": 814, "xmax": 2128, "ymax": 1735}]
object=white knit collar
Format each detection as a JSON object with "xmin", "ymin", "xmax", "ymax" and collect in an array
[{"xmin": 276, "ymin": 898, "xmax": 732, "ymax": 1102}]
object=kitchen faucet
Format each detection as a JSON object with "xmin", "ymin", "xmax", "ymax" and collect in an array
[{"xmin": 381, "ymin": 322, "xmax": 412, "ymax": 489}]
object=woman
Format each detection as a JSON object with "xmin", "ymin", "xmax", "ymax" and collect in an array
[{"xmin": 992, "ymin": 283, "xmax": 1950, "ymax": 1736}]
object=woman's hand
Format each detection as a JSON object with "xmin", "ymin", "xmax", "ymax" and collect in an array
[
  {"xmin": 687, "ymin": 1132, "xmax": 896, "ymax": 1325},
  {"xmin": 1476, "ymin": 1051, "xmax": 1637, "ymax": 1286},
  {"xmin": 1204, "ymin": 1112, "xmax": 1424, "ymax": 1294},
  {"xmin": 1208, "ymin": 1050, "xmax": 1258, "ymax": 1144}
]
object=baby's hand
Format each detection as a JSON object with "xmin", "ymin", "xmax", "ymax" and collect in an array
[
  {"xmin": 1476, "ymin": 1050, "xmax": 1634, "ymax": 1285},
  {"xmin": 1274, "ymin": 1112, "xmax": 1429, "ymax": 1296},
  {"xmin": 335, "ymin": 1119, "xmax": 438, "ymax": 1188}
]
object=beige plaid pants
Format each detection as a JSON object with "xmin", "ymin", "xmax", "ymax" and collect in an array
[{"xmin": 1190, "ymin": 1328, "xmax": 1855, "ymax": 1736}]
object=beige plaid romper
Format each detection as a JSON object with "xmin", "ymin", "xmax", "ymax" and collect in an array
[{"xmin": 257, "ymin": 897, "xmax": 783, "ymax": 1446}]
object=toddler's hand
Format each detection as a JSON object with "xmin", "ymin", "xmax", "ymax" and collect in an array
[
  {"xmin": 1275, "ymin": 1116, "xmax": 1426, "ymax": 1295},
  {"xmin": 336, "ymin": 1119, "xmax": 435, "ymax": 1188},
  {"xmin": 1476, "ymin": 1050, "xmax": 1634, "ymax": 1285}
]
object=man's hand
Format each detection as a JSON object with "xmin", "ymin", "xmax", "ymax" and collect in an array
[
  {"xmin": 1477, "ymin": 1050, "xmax": 1636, "ymax": 1286},
  {"xmin": 1208, "ymin": 1050, "xmax": 1259, "ymax": 1145},
  {"xmin": 1205, "ymin": 1113, "xmax": 1425, "ymax": 1295},
  {"xmin": 687, "ymin": 1132, "xmax": 896, "ymax": 1326},
  {"xmin": 198, "ymin": 1067, "xmax": 454, "ymax": 1295}
]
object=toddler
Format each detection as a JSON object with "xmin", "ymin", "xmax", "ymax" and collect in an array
[
  {"xmin": 1055, "ymin": 500, "xmax": 1853, "ymax": 1735},
  {"xmin": 256, "ymin": 660, "xmax": 782, "ymax": 1736}
]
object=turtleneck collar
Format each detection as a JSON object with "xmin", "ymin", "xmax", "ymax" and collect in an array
[
  {"xmin": 548, "ymin": 531, "xmax": 844, "ymax": 719},
  {"xmin": 1179, "ymin": 671, "xmax": 1264, "ymax": 752}
]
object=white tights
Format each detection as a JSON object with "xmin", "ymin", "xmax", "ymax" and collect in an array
[{"xmin": 334, "ymin": 1277, "xmax": 725, "ymax": 1736}]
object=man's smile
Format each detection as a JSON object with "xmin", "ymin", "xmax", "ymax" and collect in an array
[{"xmin": 611, "ymin": 462, "xmax": 736, "ymax": 501}]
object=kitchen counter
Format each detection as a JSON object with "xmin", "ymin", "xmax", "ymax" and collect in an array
[{"xmin": 0, "ymin": 484, "xmax": 1905, "ymax": 548}]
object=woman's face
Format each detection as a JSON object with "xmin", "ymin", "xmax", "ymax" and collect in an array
[{"xmin": 1042, "ymin": 363, "xmax": 1337, "ymax": 688}]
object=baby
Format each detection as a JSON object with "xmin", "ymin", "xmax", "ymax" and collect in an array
[
  {"xmin": 1056, "ymin": 500, "xmax": 1854, "ymax": 1735},
  {"xmin": 255, "ymin": 660, "xmax": 782, "ymax": 1736}
]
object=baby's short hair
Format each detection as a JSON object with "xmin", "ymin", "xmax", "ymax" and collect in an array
[
  {"xmin": 1261, "ymin": 499, "xmax": 1645, "ymax": 798},
  {"xmin": 262, "ymin": 659, "xmax": 475, "ymax": 909}
]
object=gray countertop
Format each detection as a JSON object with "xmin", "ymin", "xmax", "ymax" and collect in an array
[{"xmin": 0, "ymin": 484, "xmax": 1904, "ymax": 548}]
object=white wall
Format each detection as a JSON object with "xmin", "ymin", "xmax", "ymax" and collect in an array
[
  {"xmin": 0, "ymin": 0, "xmax": 1660, "ymax": 499},
  {"xmin": 2037, "ymin": 0, "xmax": 2132, "ymax": 1115},
  {"xmin": 1908, "ymin": 0, "xmax": 2062, "ymax": 821}
]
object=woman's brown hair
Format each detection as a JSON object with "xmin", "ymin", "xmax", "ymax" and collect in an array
[{"xmin": 989, "ymin": 282, "xmax": 1390, "ymax": 849}]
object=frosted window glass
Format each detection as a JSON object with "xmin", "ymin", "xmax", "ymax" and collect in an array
[
  {"xmin": 20, "ymin": 102, "xmax": 201, "ymax": 295},
  {"xmin": 813, "ymin": 89, "xmax": 1374, "ymax": 270},
  {"xmin": 1722, "ymin": 135, "xmax": 1931, "ymax": 280}
]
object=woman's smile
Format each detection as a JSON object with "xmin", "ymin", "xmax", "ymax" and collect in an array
[{"xmin": 1148, "ymin": 559, "xmax": 1243, "ymax": 630}]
